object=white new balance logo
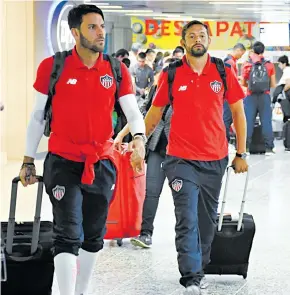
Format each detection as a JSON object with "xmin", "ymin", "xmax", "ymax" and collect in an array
[
  {"xmin": 178, "ymin": 85, "xmax": 187, "ymax": 91},
  {"xmin": 67, "ymin": 78, "xmax": 77, "ymax": 85}
]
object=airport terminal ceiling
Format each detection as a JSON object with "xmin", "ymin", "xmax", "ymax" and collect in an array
[{"xmin": 86, "ymin": 0, "xmax": 290, "ymax": 21}]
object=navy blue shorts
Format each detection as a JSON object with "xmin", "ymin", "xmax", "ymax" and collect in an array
[{"xmin": 43, "ymin": 153, "xmax": 116, "ymax": 256}]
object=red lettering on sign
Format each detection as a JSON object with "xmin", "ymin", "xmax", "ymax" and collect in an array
[
  {"xmin": 161, "ymin": 21, "xmax": 171, "ymax": 36},
  {"xmin": 145, "ymin": 20, "xmax": 158, "ymax": 35},
  {"xmin": 174, "ymin": 21, "xmax": 183, "ymax": 36},
  {"xmin": 217, "ymin": 22, "xmax": 229, "ymax": 36},
  {"xmin": 230, "ymin": 22, "xmax": 243, "ymax": 37},
  {"xmin": 244, "ymin": 22, "xmax": 256, "ymax": 37}
]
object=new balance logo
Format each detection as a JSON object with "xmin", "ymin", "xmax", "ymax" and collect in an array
[
  {"xmin": 67, "ymin": 78, "xmax": 77, "ymax": 85},
  {"xmin": 178, "ymin": 85, "xmax": 187, "ymax": 91}
]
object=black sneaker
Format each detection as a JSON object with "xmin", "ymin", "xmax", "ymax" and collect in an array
[{"xmin": 130, "ymin": 234, "xmax": 152, "ymax": 248}]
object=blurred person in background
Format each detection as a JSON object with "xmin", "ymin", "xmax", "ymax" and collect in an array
[
  {"xmin": 173, "ymin": 47, "xmax": 184, "ymax": 59},
  {"xmin": 223, "ymin": 43, "xmax": 246, "ymax": 143},
  {"xmin": 130, "ymin": 52, "xmax": 154, "ymax": 110},
  {"xmin": 115, "ymin": 48, "xmax": 129, "ymax": 62},
  {"xmin": 146, "ymin": 48, "xmax": 157, "ymax": 69}
]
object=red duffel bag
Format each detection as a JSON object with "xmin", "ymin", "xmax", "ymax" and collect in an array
[{"xmin": 104, "ymin": 145, "xmax": 145, "ymax": 246}]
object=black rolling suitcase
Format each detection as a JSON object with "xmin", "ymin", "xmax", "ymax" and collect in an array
[
  {"xmin": 205, "ymin": 166, "xmax": 256, "ymax": 279},
  {"xmin": 1, "ymin": 176, "xmax": 54, "ymax": 295},
  {"xmin": 249, "ymin": 122, "xmax": 265, "ymax": 154}
]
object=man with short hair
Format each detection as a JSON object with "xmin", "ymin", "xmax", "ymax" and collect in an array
[
  {"xmin": 241, "ymin": 41, "xmax": 276, "ymax": 155},
  {"xmin": 130, "ymin": 52, "xmax": 154, "ymax": 110},
  {"xmin": 224, "ymin": 43, "xmax": 246, "ymax": 77},
  {"xmin": 129, "ymin": 42, "xmax": 142, "ymax": 70},
  {"xmin": 223, "ymin": 43, "xmax": 246, "ymax": 142},
  {"xmin": 144, "ymin": 20, "xmax": 248, "ymax": 295},
  {"xmin": 19, "ymin": 4, "xmax": 146, "ymax": 295},
  {"xmin": 115, "ymin": 48, "xmax": 129, "ymax": 62},
  {"xmin": 145, "ymin": 48, "xmax": 156, "ymax": 69},
  {"xmin": 173, "ymin": 47, "xmax": 184, "ymax": 59}
]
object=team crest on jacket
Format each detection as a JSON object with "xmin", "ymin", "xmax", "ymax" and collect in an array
[
  {"xmin": 210, "ymin": 80, "xmax": 222, "ymax": 93},
  {"xmin": 171, "ymin": 179, "xmax": 183, "ymax": 192},
  {"xmin": 52, "ymin": 185, "xmax": 65, "ymax": 201},
  {"xmin": 100, "ymin": 74, "xmax": 113, "ymax": 89}
]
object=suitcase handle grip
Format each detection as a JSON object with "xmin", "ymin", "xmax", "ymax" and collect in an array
[
  {"xmin": 5, "ymin": 243, "xmax": 43, "ymax": 262},
  {"xmin": 218, "ymin": 165, "xmax": 250, "ymax": 232},
  {"xmin": 12, "ymin": 175, "xmax": 43, "ymax": 184},
  {"xmin": 5, "ymin": 176, "xmax": 44, "ymax": 256}
]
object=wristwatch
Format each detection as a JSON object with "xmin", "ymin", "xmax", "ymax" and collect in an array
[
  {"xmin": 236, "ymin": 152, "xmax": 247, "ymax": 159},
  {"xmin": 133, "ymin": 133, "xmax": 147, "ymax": 144}
]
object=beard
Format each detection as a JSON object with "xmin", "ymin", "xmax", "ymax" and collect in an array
[
  {"xmin": 187, "ymin": 44, "xmax": 208, "ymax": 57},
  {"xmin": 80, "ymin": 32, "xmax": 104, "ymax": 53}
]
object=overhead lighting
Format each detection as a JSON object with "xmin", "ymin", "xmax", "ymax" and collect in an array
[
  {"xmin": 237, "ymin": 7, "xmax": 289, "ymax": 10},
  {"xmin": 96, "ymin": 6, "xmax": 123, "ymax": 9},
  {"xmin": 103, "ymin": 9, "xmax": 153, "ymax": 14},
  {"xmin": 126, "ymin": 13, "xmax": 181, "ymax": 17},
  {"xmin": 102, "ymin": 9, "xmax": 154, "ymax": 13},
  {"xmin": 153, "ymin": 17, "xmax": 193, "ymax": 21},
  {"xmin": 210, "ymin": 1, "xmax": 284, "ymax": 4},
  {"xmin": 253, "ymin": 11, "xmax": 290, "ymax": 14},
  {"xmin": 209, "ymin": 0, "xmax": 262, "ymax": 1},
  {"xmin": 85, "ymin": 2, "xmax": 110, "ymax": 5},
  {"xmin": 85, "ymin": 2, "xmax": 122, "ymax": 8}
]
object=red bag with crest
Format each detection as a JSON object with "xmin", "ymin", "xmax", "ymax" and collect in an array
[{"xmin": 104, "ymin": 146, "xmax": 145, "ymax": 246}]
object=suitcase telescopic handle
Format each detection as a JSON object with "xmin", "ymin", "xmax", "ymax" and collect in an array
[
  {"xmin": 5, "ymin": 176, "xmax": 44, "ymax": 260},
  {"xmin": 217, "ymin": 165, "xmax": 250, "ymax": 232}
]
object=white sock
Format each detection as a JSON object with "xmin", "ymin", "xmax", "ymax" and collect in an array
[
  {"xmin": 54, "ymin": 253, "xmax": 77, "ymax": 295},
  {"xmin": 75, "ymin": 248, "xmax": 99, "ymax": 295}
]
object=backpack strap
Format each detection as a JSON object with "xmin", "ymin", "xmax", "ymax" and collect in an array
[
  {"xmin": 43, "ymin": 50, "xmax": 72, "ymax": 137},
  {"xmin": 105, "ymin": 54, "xmax": 122, "ymax": 99},
  {"xmin": 167, "ymin": 59, "xmax": 183, "ymax": 104},
  {"xmin": 161, "ymin": 104, "xmax": 171, "ymax": 121},
  {"xmin": 104, "ymin": 54, "xmax": 123, "ymax": 116},
  {"xmin": 223, "ymin": 55, "xmax": 232, "ymax": 63},
  {"xmin": 211, "ymin": 57, "xmax": 228, "ymax": 94}
]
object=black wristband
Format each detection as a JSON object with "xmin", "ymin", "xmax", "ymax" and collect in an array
[
  {"xmin": 133, "ymin": 133, "xmax": 145, "ymax": 137},
  {"xmin": 21, "ymin": 163, "xmax": 35, "ymax": 169}
]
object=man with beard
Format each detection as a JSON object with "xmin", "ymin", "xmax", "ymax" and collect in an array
[
  {"xmin": 144, "ymin": 20, "xmax": 248, "ymax": 295},
  {"xmin": 18, "ymin": 4, "xmax": 145, "ymax": 295}
]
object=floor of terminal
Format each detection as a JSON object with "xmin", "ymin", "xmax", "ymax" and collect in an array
[{"xmin": 1, "ymin": 140, "xmax": 289, "ymax": 295}]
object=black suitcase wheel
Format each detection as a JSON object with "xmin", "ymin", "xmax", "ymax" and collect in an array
[
  {"xmin": 117, "ymin": 239, "xmax": 123, "ymax": 246},
  {"xmin": 243, "ymin": 273, "xmax": 247, "ymax": 279}
]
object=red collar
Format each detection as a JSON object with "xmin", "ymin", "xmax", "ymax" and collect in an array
[
  {"xmin": 182, "ymin": 54, "xmax": 211, "ymax": 75},
  {"xmin": 71, "ymin": 46, "xmax": 103, "ymax": 70}
]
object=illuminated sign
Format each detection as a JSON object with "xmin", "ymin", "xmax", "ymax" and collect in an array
[{"xmin": 47, "ymin": 0, "xmax": 85, "ymax": 55}]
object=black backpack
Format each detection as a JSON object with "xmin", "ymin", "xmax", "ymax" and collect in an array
[
  {"xmin": 43, "ymin": 50, "xmax": 123, "ymax": 137},
  {"xmin": 166, "ymin": 57, "xmax": 228, "ymax": 104},
  {"xmin": 248, "ymin": 59, "xmax": 270, "ymax": 94}
]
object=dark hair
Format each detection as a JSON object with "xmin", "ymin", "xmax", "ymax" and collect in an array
[
  {"xmin": 182, "ymin": 20, "xmax": 209, "ymax": 40},
  {"xmin": 115, "ymin": 49, "xmax": 129, "ymax": 58},
  {"xmin": 252, "ymin": 41, "xmax": 265, "ymax": 55},
  {"xmin": 138, "ymin": 52, "xmax": 146, "ymax": 59},
  {"xmin": 173, "ymin": 48, "xmax": 184, "ymax": 56},
  {"xmin": 175, "ymin": 46, "xmax": 185, "ymax": 54},
  {"xmin": 122, "ymin": 58, "xmax": 131, "ymax": 68},
  {"xmin": 145, "ymin": 48, "xmax": 155, "ymax": 55},
  {"xmin": 68, "ymin": 4, "xmax": 104, "ymax": 30},
  {"xmin": 164, "ymin": 57, "xmax": 180, "ymax": 64},
  {"xmin": 233, "ymin": 43, "xmax": 246, "ymax": 51},
  {"xmin": 278, "ymin": 55, "xmax": 289, "ymax": 66}
]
